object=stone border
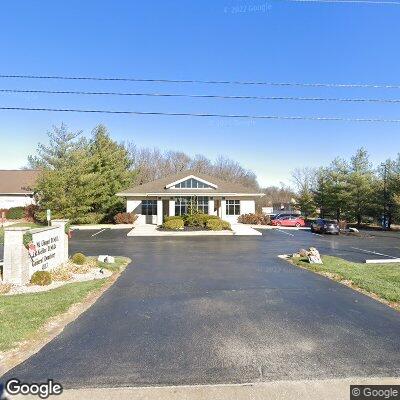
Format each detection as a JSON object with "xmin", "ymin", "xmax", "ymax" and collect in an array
[{"xmin": 0, "ymin": 258, "xmax": 131, "ymax": 376}]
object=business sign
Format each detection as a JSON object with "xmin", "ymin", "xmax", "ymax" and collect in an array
[{"xmin": 30, "ymin": 228, "xmax": 62, "ymax": 273}]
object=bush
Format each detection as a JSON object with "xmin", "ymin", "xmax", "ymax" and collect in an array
[
  {"xmin": 23, "ymin": 232, "xmax": 33, "ymax": 249},
  {"xmin": 185, "ymin": 213, "xmax": 210, "ymax": 227},
  {"xmin": 162, "ymin": 218, "xmax": 184, "ymax": 230},
  {"xmin": 114, "ymin": 212, "xmax": 138, "ymax": 224},
  {"xmin": 206, "ymin": 218, "xmax": 231, "ymax": 231},
  {"xmin": 6, "ymin": 207, "xmax": 25, "ymax": 220},
  {"xmin": 71, "ymin": 252, "xmax": 86, "ymax": 265},
  {"xmin": 164, "ymin": 215, "xmax": 184, "ymax": 222},
  {"xmin": 24, "ymin": 204, "xmax": 39, "ymax": 222},
  {"xmin": 30, "ymin": 271, "xmax": 52, "ymax": 286},
  {"xmin": 238, "ymin": 213, "xmax": 270, "ymax": 225}
]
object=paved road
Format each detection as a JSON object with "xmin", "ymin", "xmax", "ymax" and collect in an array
[{"xmin": 2, "ymin": 229, "xmax": 400, "ymax": 388}]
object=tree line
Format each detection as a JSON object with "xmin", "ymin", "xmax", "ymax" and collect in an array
[
  {"xmin": 292, "ymin": 148, "xmax": 400, "ymax": 228},
  {"xmin": 28, "ymin": 123, "xmax": 258, "ymax": 223}
]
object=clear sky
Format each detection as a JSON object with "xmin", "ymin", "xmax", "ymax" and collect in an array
[{"xmin": 1, "ymin": 0, "xmax": 400, "ymax": 187}]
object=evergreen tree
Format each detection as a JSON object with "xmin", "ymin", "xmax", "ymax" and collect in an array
[
  {"xmin": 89, "ymin": 125, "xmax": 136, "ymax": 221},
  {"xmin": 313, "ymin": 167, "xmax": 330, "ymax": 218},
  {"xmin": 348, "ymin": 148, "xmax": 374, "ymax": 226},
  {"xmin": 325, "ymin": 158, "xmax": 350, "ymax": 221}
]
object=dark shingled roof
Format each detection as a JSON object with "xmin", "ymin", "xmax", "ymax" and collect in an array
[
  {"xmin": 117, "ymin": 170, "xmax": 263, "ymax": 196},
  {"xmin": 0, "ymin": 170, "xmax": 39, "ymax": 194}
]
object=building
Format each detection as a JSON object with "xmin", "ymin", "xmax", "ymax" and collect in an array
[
  {"xmin": 117, "ymin": 171, "xmax": 264, "ymax": 225},
  {"xmin": 0, "ymin": 170, "xmax": 39, "ymax": 209}
]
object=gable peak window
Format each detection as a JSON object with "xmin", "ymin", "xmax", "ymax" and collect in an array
[{"xmin": 172, "ymin": 178, "xmax": 212, "ymax": 189}]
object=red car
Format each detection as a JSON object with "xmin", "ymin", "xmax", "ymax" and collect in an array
[{"xmin": 271, "ymin": 215, "xmax": 305, "ymax": 228}]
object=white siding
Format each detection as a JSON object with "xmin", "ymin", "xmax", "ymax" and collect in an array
[
  {"xmin": 0, "ymin": 195, "xmax": 35, "ymax": 210},
  {"xmin": 222, "ymin": 199, "xmax": 255, "ymax": 224}
]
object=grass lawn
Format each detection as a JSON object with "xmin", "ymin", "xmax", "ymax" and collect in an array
[
  {"xmin": 0, "ymin": 256, "xmax": 130, "ymax": 352},
  {"xmin": 292, "ymin": 255, "xmax": 400, "ymax": 308},
  {"xmin": 0, "ymin": 222, "xmax": 44, "ymax": 244}
]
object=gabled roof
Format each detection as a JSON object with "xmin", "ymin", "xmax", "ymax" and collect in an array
[
  {"xmin": 117, "ymin": 170, "xmax": 263, "ymax": 196},
  {"xmin": 0, "ymin": 170, "xmax": 39, "ymax": 194}
]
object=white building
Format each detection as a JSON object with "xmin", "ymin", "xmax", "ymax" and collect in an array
[
  {"xmin": 117, "ymin": 171, "xmax": 264, "ymax": 225},
  {"xmin": 0, "ymin": 170, "xmax": 39, "ymax": 210}
]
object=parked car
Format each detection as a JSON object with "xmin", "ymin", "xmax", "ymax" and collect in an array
[
  {"xmin": 270, "ymin": 212, "xmax": 301, "ymax": 220},
  {"xmin": 310, "ymin": 218, "xmax": 340, "ymax": 234},
  {"xmin": 271, "ymin": 215, "xmax": 306, "ymax": 228}
]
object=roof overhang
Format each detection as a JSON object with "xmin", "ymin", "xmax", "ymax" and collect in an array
[
  {"xmin": 116, "ymin": 192, "xmax": 264, "ymax": 197},
  {"xmin": 165, "ymin": 175, "xmax": 218, "ymax": 189},
  {"xmin": 0, "ymin": 192, "xmax": 34, "ymax": 195}
]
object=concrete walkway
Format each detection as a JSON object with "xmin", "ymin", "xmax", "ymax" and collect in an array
[
  {"xmin": 231, "ymin": 223, "xmax": 262, "ymax": 236},
  {"xmin": 10, "ymin": 377, "xmax": 400, "ymax": 400}
]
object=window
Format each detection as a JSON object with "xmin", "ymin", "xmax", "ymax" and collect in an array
[
  {"xmin": 142, "ymin": 200, "xmax": 157, "ymax": 215},
  {"xmin": 173, "ymin": 178, "xmax": 212, "ymax": 189},
  {"xmin": 175, "ymin": 197, "xmax": 189, "ymax": 216},
  {"xmin": 175, "ymin": 196, "xmax": 209, "ymax": 215},
  {"xmin": 196, "ymin": 196, "xmax": 209, "ymax": 214},
  {"xmin": 226, "ymin": 200, "xmax": 240, "ymax": 215}
]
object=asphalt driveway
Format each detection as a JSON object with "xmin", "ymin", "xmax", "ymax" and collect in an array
[{"xmin": 1, "ymin": 229, "xmax": 400, "ymax": 388}]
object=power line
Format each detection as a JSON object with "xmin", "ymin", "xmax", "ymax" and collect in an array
[
  {"xmin": 1, "ymin": 74, "xmax": 400, "ymax": 89},
  {"xmin": 2, "ymin": 88, "xmax": 400, "ymax": 104},
  {"xmin": 1, "ymin": 106, "xmax": 399, "ymax": 123}
]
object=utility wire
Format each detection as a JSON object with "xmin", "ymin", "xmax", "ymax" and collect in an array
[
  {"xmin": 1, "ymin": 106, "xmax": 399, "ymax": 123},
  {"xmin": 1, "ymin": 74, "xmax": 400, "ymax": 89},
  {"xmin": 2, "ymin": 88, "xmax": 400, "ymax": 104}
]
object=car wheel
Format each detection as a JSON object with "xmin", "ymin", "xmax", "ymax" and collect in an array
[
  {"xmin": 295, "ymin": 222, "xmax": 301, "ymax": 228},
  {"xmin": 276, "ymin": 222, "xmax": 281, "ymax": 227}
]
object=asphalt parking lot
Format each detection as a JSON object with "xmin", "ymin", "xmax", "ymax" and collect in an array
[{"xmin": 1, "ymin": 228, "xmax": 400, "ymax": 388}]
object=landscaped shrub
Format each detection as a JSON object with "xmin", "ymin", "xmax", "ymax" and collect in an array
[
  {"xmin": 238, "ymin": 213, "xmax": 270, "ymax": 225},
  {"xmin": 185, "ymin": 213, "xmax": 210, "ymax": 227},
  {"xmin": 24, "ymin": 204, "xmax": 39, "ymax": 222},
  {"xmin": 162, "ymin": 218, "xmax": 184, "ymax": 230},
  {"xmin": 71, "ymin": 252, "xmax": 86, "ymax": 265},
  {"xmin": 114, "ymin": 212, "xmax": 138, "ymax": 224},
  {"xmin": 23, "ymin": 232, "xmax": 33, "ymax": 249},
  {"xmin": 6, "ymin": 207, "xmax": 25, "ymax": 220},
  {"xmin": 30, "ymin": 271, "xmax": 52, "ymax": 286},
  {"xmin": 206, "ymin": 218, "xmax": 231, "ymax": 231},
  {"xmin": 164, "ymin": 215, "xmax": 184, "ymax": 222}
]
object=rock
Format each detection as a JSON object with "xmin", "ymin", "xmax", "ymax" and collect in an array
[
  {"xmin": 308, "ymin": 247, "xmax": 323, "ymax": 264},
  {"xmin": 299, "ymin": 248, "xmax": 308, "ymax": 257},
  {"xmin": 98, "ymin": 255, "xmax": 115, "ymax": 264}
]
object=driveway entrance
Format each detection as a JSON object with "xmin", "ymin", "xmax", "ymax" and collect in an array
[{"xmin": 2, "ymin": 231, "xmax": 399, "ymax": 388}]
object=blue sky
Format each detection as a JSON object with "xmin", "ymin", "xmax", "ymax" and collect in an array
[{"xmin": 1, "ymin": 0, "xmax": 400, "ymax": 186}]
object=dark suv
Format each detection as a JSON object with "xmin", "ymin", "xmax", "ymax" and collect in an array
[{"xmin": 310, "ymin": 219, "xmax": 340, "ymax": 234}]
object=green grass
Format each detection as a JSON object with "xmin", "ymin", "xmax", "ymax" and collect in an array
[
  {"xmin": 292, "ymin": 255, "xmax": 400, "ymax": 304},
  {"xmin": 0, "ymin": 256, "xmax": 131, "ymax": 352},
  {"xmin": 0, "ymin": 279, "xmax": 106, "ymax": 352},
  {"xmin": 96, "ymin": 256, "xmax": 131, "ymax": 273},
  {"xmin": 0, "ymin": 222, "xmax": 44, "ymax": 244}
]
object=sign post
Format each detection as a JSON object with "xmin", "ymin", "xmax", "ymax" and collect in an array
[{"xmin": 46, "ymin": 209, "xmax": 51, "ymax": 226}]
